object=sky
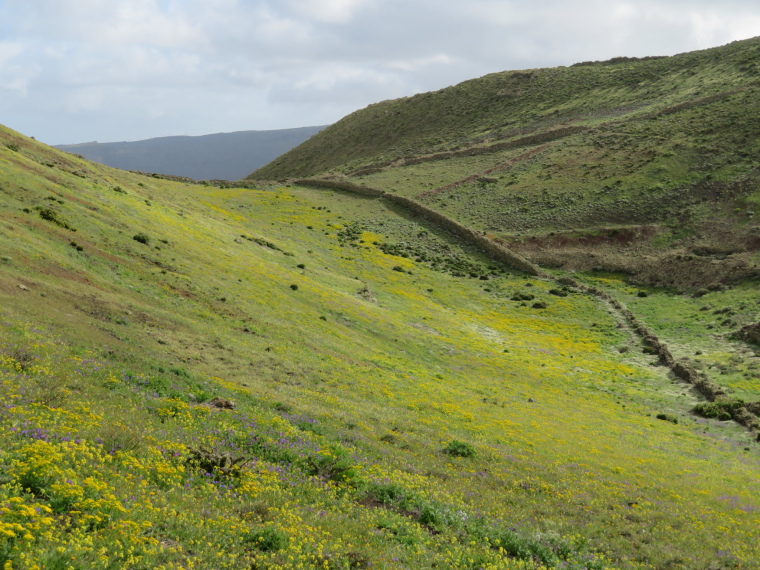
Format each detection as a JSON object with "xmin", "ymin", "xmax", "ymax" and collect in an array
[{"xmin": 0, "ymin": 1, "xmax": 759, "ymax": 146}]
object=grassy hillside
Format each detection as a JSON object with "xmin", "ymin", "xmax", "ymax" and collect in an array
[
  {"xmin": 251, "ymin": 38, "xmax": 760, "ymax": 180},
  {"xmin": 249, "ymin": 37, "xmax": 760, "ymax": 292},
  {"xmin": 2, "ymin": 119, "xmax": 760, "ymax": 570}
]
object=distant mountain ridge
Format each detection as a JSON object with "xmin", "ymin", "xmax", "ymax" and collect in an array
[{"xmin": 57, "ymin": 126, "xmax": 327, "ymax": 181}]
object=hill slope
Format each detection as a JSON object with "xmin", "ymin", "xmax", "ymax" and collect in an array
[
  {"xmin": 249, "ymin": 37, "xmax": 760, "ymax": 290},
  {"xmin": 57, "ymin": 126, "xmax": 326, "ymax": 181},
  {"xmin": 251, "ymin": 38, "xmax": 759, "ymax": 180},
  {"xmin": 2, "ymin": 122, "xmax": 760, "ymax": 570}
]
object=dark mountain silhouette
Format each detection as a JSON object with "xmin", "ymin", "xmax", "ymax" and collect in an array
[{"xmin": 56, "ymin": 126, "xmax": 327, "ymax": 181}]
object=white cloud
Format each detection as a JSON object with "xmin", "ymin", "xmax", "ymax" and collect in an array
[
  {"xmin": 0, "ymin": 0, "xmax": 758, "ymax": 144},
  {"xmin": 0, "ymin": 42, "xmax": 24, "ymax": 66},
  {"xmin": 287, "ymin": 0, "xmax": 367, "ymax": 24}
]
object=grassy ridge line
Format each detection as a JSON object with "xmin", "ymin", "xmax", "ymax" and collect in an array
[
  {"xmin": 293, "ymin": 178, "xmax": 542, "ymax": 275},
  {"xmin": 559, "ymin": 276, "xmax": 760, "ymax": 432}
]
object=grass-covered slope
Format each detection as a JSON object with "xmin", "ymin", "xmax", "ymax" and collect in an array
[
  {"xmin": 250, "ymin": 37, "xmax": 759, "ymax": 180},
  {"xmin": 2, "ymin": 124, "xmax": 760, "ymax": 569},
  {"xmin": 249, "ymin": 37, "xmax": 760, "ymax": 290}
]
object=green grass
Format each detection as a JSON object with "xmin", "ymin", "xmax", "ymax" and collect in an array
[
  {"xmin": 577, "ymin": 274, "xmax": 760, "ymax": 403},
  {"xmin": 251, "ymin": 37, "xmax": 760, "ymax": 180},
  {"xmin": 2, "ymin": 104, "xmax": 760, "ymax": 570},
  {"xmin": 248, "ymin": 38, "xmax": 760, "ymax": 293}
]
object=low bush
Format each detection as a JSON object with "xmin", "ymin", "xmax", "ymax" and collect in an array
[
  {"xmin": 243, "ymin": 527, "xmax": 288, "ymax": 552},
  {"xmin": 305, "ymin": 445, "xmax": 359, "ymax": 484},
  {"xmin": 656, "ymin": 413, "xmax": 679, "ymax": 424},
  {"xmin": 37, "ymin": 208, "xmax": 76, "ymax": 231},
  {"xmin": 693, "ymin": 399, "xmax": 745, "ymax": 421},
  {"xmin": 443, "ymin": 440, "xmax": 476, "ymax": 458}
]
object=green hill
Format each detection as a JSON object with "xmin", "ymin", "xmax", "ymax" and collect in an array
[
  {"xmin": 249, "ymin": 38, "xmax": 760, "ymax": 291},
  {"xmin": 251, "ymin": 37, "xmax": 759, "ymax": 180},
  {"xmin": 2, "ymin": 36, "xmax": 760, "ymax": 569}
]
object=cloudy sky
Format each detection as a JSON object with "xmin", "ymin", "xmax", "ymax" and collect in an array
[{"xmin": 0, "ymin": 0, "xmax": 759, "ymax": 145}]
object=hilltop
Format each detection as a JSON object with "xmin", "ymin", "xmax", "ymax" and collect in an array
[
  {"xmin": 57, "ymin": 126, "xmax": 326, "ymax": 181},
  {"xmin": 250, "ymin": 38, "xmax": 760, "ymax": 289}
]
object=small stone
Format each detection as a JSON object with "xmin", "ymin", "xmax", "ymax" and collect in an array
[
  {"xmin": 18, "ymin": 284, "xmax": 29, "ymax": 291},
  {"xmin": 208, "ymin": 397, "xmax": 235, "ymax": 410}
]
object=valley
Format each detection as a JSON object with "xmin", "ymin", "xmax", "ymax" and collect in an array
[{"xmin": 2, "ymin": 36, "xmax": 760, "ymax": 570}]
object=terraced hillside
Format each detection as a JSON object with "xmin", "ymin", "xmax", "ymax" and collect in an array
[
  {"xmin": 2, "ymin": 112, "xmax": 760, "ymax": 570},
  {"xmin": 250, "ymin": 38, "xmax": 760, "ymax": 290}
]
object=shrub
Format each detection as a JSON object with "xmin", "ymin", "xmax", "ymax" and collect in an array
[
  {"xmin": 243, "ymin": 527, "xmax": 288, "ymax": 552},
  {"xmin": 132, "ymin": 233, "xmax": 150, "ymax": 245},
  {"xmin": 169, "ymin": 366, "xmax": 191, "ymax": 378},
  {"xmin": 443, "ymin": 440, "xmax": 476, "ymax": 458},
  {"xmin": 362, "ymin": 482, "xmax": 406, "ymax": 505},
  {"xmin": 511, "ymin": 293, "xmax": 534, "ymax": 301},
  {"xmin": 656, "ymin": 413, "xmax": 678, "ymax": 424},
  {"xmin": 37, "ymin": 208, "xmax": 75, "ymax": 231},
  {"xmin": 693, "ymin": 399, "xmax": 744, "ymax": 421},
  {"xmin": 486, "ymin": 527, "xmax": 558, "ymax": 566},
  {"xmin": 306, "ymin": 445, "xmax": 358, "ymax": 484},
  {"xmin": 290, "ymin": 284, "xmax": 299, "ymax": 290}
]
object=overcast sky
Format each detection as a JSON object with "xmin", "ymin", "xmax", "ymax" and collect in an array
[{"xmin": 1, "ymin": 0, "xmax": 759, "ymax": 145}]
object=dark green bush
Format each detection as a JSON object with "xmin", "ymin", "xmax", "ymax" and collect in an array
[
  {"xmin": 693, "ymin": 399, "xmax": 744, "ymax": 421},
  {"xmin": 243, "ymin": 527, "xmax": 288, "ymax": 552},
  {"xmin": 37, "ymin": 208, "xmax": 75, "ymax": 231},
  {"xmin": 443, "ymin": 440, "xmax": 476, "ymax": 458},
  {"xmin": 656, "ymin": 413, "xmax": 678, "ymax": 424},
  {"xmin": 132, "ymin": 233, "xmax": 150, "ymax": 245},
  {"xmin": 362, "ymin": 482, "xmax": 405, "ymax": 505}
]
